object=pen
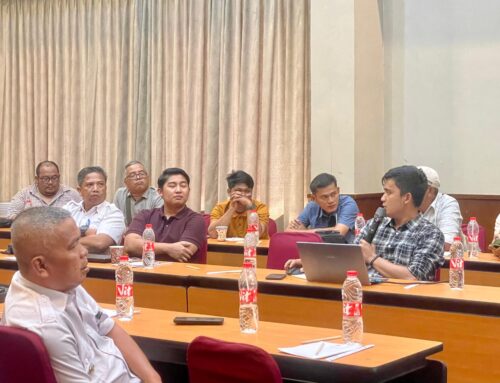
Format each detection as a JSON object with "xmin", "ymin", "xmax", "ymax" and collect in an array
[
  {"xmin": 206, "ymin": 270, "xmax": 242, "ymax": 275},
  {"xmin": 315, "ymin": 342, "xmax": 325, "ymax": 356},
  {"xmin": 301, "ymin": 335, "xmax": 342, "ymax": 344}
]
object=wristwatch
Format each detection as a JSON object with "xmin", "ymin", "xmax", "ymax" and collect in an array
[{"xmin": 369, "ymin": 254, "xmax": 380, "ymax": 268}]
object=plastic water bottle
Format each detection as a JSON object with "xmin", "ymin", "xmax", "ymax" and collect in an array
[
  {"xmin": 243, "ymin": 226, "xmax": 258, "ymax": 267},
  {"xmin": 116, "ymin": 255, "xmax": 134, "ymax": 321},
  {"xmin": 342, "ymin": 270, "xmax": 363, "ymax": 344},
  {"xmin": 449, "ymin": 236, "xmax": 464, "ymax": 290},
  {"xmin": 467, "ymin": 217, "xmax": 479, "ymax": 259},
  {"xmin": 354, "ymin": 213, "xmax": 366, "ymax": 237},
  {"xmin": 142, "ymin": 224, "xmax": 155, "ymax": 268},
  {"xmin": 239, "ymin": 261, "xmax": 259, "ymax": 333},
  {"xmin": 247, "ymin": 209, "xmax": 259, "ymax": 241}
]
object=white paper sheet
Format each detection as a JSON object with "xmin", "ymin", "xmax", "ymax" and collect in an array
[{"xmin": 278, "ymin": 341, "xmax": 366, "ymax": 360}]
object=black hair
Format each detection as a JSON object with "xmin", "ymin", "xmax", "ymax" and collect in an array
[
  {"xmin": 158, "ymin": 167, "xmax": 190, "ymax": 188},
  {"xmin": 226, "ymin": 170, "xmax": 254, "ymax": 189},
  {"xmin": 309, "ymin": 173, "xmax": 337, "ymax": 193},
  {"xmin": 35, "ymin": 161, "xmax": 59, "ymax": 176},
  {"xmin": 77, "ymin": 166, "xmax": 107, "ymax": 186},
  {"xmin": 382, "ymin": 165, "xmax": 427, "ymax": 207}
]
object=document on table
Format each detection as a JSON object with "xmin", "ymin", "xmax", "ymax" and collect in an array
[{"xmin": 279, "ymin": 341, "xmax": 373, "ymax": 360}]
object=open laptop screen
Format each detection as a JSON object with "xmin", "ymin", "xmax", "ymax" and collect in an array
[{"xmin": 296, "ymin": 242, "xmax": 371, "ymax": 286}]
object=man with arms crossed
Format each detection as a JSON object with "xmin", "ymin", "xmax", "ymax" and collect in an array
[
  {"xmin": 64, "ymin": 166, "xmax": 125, "ymax": 253},
  {"xmin": 1, "ymin": 207, "xmax": 161, "ymax": 383},
  {"xmin": 208, "ymin": 170, "xmax": 269, "ymax": 239},
  {"xmin": 418, "ymin": 166, "xmax": 462, "ymax": 250},
  {"xmin": 125, "ymin": 168, "xmax": 206, "ymax": 263},
  {"xmin": 113, "ymin": 161, "xmax": 163, "ymax": 226},
  {"xmin": 8, "ymin": 160, "xmax": 80, "ymax": 219},
  {"xmin": 286, "ymin": 173, "xmax": 359, "ymax": 243}
]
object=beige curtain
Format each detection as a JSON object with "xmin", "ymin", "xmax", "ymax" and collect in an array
[{"xmin": 0, "ymin": 0, "xmax": 310, "ymax": 225}]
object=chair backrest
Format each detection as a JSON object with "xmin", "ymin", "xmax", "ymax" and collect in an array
[
  {"xmin": 268, "ymin": 218, "xmax": 278, "ymax": 237},
  {"xmin": 187, "ymin": 336, "xmax": 282, "ymax": 383},
  {"xmin": 266, "ymin": 232, "xmax": 323, "ymax": 270},
  {"xmin": 0, "ymin": 326, "xmax": 57, "ymax": 383},
  {"xmin": 461, "ymin": 223, "xmax": 486, "ymax": 252},
  {"xmin": 202, "ymin": 213, "xmax": 211, "ymax": 232}
]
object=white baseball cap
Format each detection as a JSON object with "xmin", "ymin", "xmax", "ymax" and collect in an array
[{"xmin": 418, "ymin": 166, "xmax": 440, "ymax": 189}]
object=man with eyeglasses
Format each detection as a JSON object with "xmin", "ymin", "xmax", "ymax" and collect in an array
[
  {"xmin": 7, "ymin": 160, "xmax": 81, "ymax": 219},
  {"xmin": 64, "ymin": 166, "xmax": 125, "ymax": 253},
  {"xmin": 113, "ymin": 161, "xmax": 163, "ymax": 225},
  {"xmin": 208, "ymin": 170, "xmax": 269, "ymax": 239},
  {"xmin": 286, "ymin": 173, "xmax": 359, "ymax": 243}
]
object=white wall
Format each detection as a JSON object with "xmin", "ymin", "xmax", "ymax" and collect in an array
[
  {"xmin": 384, "ymin": 0, "xmax": 500, "ymax": 195},
  {"xmin": 312, "ymin": 0, "xmax": 500, "ymax": 195}
]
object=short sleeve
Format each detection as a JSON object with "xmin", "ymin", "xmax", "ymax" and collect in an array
[
  {"xmin": 210, "ymin": 202, "xmax": 226, "ymax": 221},
  {"xmin": 95, "ymin": 205, "xmax": 126, "ymax": 245},
  {"xmin": 297, "ymin": 202, "xmax": 315, "ymax": 227},
  {"xmin": 180, "ymin": 213, "xmax": 207, "ymax": 249},
  {"xmin": 337, "ymin": 196, "xmax": 359, "ymax": 229}
]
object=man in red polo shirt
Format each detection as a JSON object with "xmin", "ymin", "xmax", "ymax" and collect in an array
[{"xmin": 124, "ymin": 168, "xmax": 206, "ymax": 263}]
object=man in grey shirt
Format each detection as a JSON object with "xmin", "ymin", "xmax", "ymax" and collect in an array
[{"xmin": 113, "ymin": 161, "xmax": 163, "ymax": 225}]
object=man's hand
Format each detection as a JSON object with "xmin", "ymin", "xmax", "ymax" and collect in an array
[
  {"xmin": 288, "ymin": 219, "xmax": 304, "ymax": 230},
  {"xmin": 229, "ymin": 191, "xmax": 253, "ymax": 211},
  {"xmin": 284, "ymin": 258, "xmax": 303, "ymax": 270},
  {"xmin": 168, "ymin": 242, "xmax": 194, "ymax": 262},
  {"xmin": 85, "ymin": 227, "xmax": 97, "ymax": 237},
  {"xmin": 359, "ymin": 239, "xmax": 377, "ymax": 264}
]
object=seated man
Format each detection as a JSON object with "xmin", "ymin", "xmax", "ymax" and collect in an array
[
  {"xmin": 125, "ymin": 168, "xmax": 206, "ymax": 263},
  {"xmin": 285, "ymin": 166, "xmax": 444, "ymax": 281},
  {"xmin": 418, "ymin": 166, "xmax": 462, "ymax": 250},
  {"xmin": 113, "ymin": 160, "xmax": 163, "ymax": 225},
  {"xmin": 1, "ymin": 207, "xmax": 161, "ymax": 383},
  {"xmin": 64, "ymin": 166, "xmax": 125, "ymax": 253},
  {"xmin": 286, "ymin": 173, "xmax": 359, "ymax": 243},
  {"xmin": 208, "ymin": 170, "xmax": 269, "ymax": 239},
  {"xmin": 7, "ymin": 160, "xmax": 81, "ymax": 219}
]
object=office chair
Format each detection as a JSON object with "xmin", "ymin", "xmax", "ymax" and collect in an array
[{"xmin": 266, "ymin": 232, "xmax": 323, "ymax": 270}]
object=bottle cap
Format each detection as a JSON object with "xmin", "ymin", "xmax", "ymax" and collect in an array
[
  {"xmin": 119, "ymin": 254, "xmax": 129, "ymax": 262},
  {"xmin": 146, "ymin": 223, "xmax": 153, "ymax": 228},
  {"xmin": 454, "ymin": 236, "xmax": 461, "ymax": 241},
  {"xmin": 470, "ymin": 217, "xmax": 476, "ymax": 221},
  {"xmin": 346, "ymin": 270, "xmax": 358, "ymax": 277},
  {"xmin": 356, "ymin": 213, "xmax": 364, "ymax": 217}
]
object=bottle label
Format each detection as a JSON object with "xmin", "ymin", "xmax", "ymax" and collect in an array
[
  {"xmin": 467, "ymin": 235, "xmax": 477, "ymax": 243},
  {"xmin": 116, "ymin": 283, "xmax": 134, "ymax": 298},
  {"xmin": 244, "ymin": 247, "xmax": 256, "ymax": 259},
  {"xmin": 239, "ymin": 288, "xmax": 257, "ymax": 304},
  {"xmin": 143, "ymin": 241, "xmax": 155, "ymax": 252},
  {"xmin": 343, "ymin": 301, "xmax": 362, "ymax": 317},
  {"xmin": 248, "ymin": 224, "xmax": 258, "ymax": 232},
  {"xmin": 450, "ymin": 258, "xmax": 464, "ymax": 271},
  {"xmin": 355, "ymin": 228, "xmax": 361, "ymax": 236}
]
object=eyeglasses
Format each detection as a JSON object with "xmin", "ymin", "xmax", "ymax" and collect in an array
[
  {"xmin": 126, "ymin": 171, "xmax": 148, "ymax": 180},
  {"xmin": 38, "ymin": 175, "xmax": 60, "ymax": 183}
]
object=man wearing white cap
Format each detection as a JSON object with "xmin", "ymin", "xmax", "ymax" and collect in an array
[{"xmin": 418, "ymin": 166, "xmax": 462, "ymax": 250}]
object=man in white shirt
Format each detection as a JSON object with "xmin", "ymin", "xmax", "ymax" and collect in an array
[
  {"xmin": 64, "ymin": 166, "xmax": 126, "ymax": 253},
  {"xmin": 418, "ymin": 166, "xmax": 463, "ymax": 250},
  {"xmin": 1, "ymin": 207, "xmax": 161, "ymax": 383}
]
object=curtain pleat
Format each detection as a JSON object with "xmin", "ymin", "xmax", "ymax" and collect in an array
[{"xmin": 0, "ymin": 0, "xmax": 310, "ymax": 225}]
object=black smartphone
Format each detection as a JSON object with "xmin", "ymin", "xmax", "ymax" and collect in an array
[
  {"xmin": 173, "ymin": 316, "xmax": 224, "ymax": 325},
  {"xmin": 265, "ymin": 273, "xmax": 287, "ymax": 280}
]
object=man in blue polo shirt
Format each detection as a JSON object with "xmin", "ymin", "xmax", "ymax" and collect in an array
[{"xmin": 286, "ymin": 173, "xmax": 359, "ymax": 243}]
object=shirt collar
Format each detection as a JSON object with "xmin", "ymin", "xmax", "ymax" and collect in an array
[
  {"xmin": 78, "ymin": 200, "xmax": 107, "ymax": 214},
  {"xmin": 385, "ymin": 214, "xmax": 422, "ymax": 231},
  {"xmin": 16, "ymin": 272, "xmax": 71, "ymax": 312},
  {"xmin": 161, "ymin": 205, "xmax": 188, "ymax": 220},
  {"xmin": 126, "ymin": 187, "xmax": 152, "ymax": 201}
]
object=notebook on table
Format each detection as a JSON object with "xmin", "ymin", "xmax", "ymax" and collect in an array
[{"xmin": 296, "ymin": 242, "xmax": 372, "ymax": 286}]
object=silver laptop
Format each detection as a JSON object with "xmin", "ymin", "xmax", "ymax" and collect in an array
[{"xmin": 296, "ymin": 242, "xmax": 371, "ymax": 286}]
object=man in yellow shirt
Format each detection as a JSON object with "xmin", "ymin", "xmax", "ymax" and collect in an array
[{"xmin": 208, "ymin": 170, "xmax": 269, "ymax": 239}]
